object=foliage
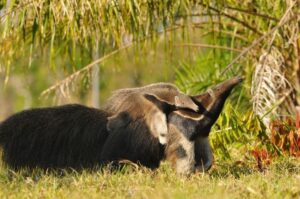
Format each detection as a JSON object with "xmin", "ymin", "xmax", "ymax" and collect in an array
[
  {"xmin": 0, "ymin": 0, "xmax": 187, "ymax": 73},
  {"xmin": 270, "ymin": 117, "xmax": 300, "ymax": 157},
  {"xmin": 0, "ymin": 158, "xmax": 299, "ymax": 199},
  {"xmin": 173, "ymin": 0, "xmax": 299, "ymax": 161},
  {"xmin": 1, "ymin": 0, "xmax": 298, "ymax": 100}
]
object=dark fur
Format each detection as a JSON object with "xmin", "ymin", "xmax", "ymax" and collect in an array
[
  {"xmin": 0, "ymin": 104, "xmax": 130, "ymax": 170},
  {"xmin": 101, "ymin": 118, "xmax": 165, "ymax": 169}
]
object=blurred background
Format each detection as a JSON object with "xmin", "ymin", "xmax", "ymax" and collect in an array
[{"xmin": 0, "ymin": 0, "xmax": 299, "ymax": 163}]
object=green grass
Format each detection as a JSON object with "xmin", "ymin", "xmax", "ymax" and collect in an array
[{"xmin": 0, "ymin": 158, "xmax": 299, "ymax": 199}]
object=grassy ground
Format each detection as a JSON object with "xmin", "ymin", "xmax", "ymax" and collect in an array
[{"xmin": 0, "ymin": 157, "xmax": 299, "ymax": 199}]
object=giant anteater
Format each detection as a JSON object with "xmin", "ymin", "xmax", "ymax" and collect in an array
[{"xmin": 0, "ymin": 77, "xmax": 242, "ymax": 174}]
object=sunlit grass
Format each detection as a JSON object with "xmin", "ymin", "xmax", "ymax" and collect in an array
[{"xmin": 0, "ymin": 158, "xmax": 299, "ymax": 199}]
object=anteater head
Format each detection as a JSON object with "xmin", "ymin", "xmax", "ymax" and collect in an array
[{"xmin": 166, "ymin": 76, "xmax": 243, "ymax": 174}]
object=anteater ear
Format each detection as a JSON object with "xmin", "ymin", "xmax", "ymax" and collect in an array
[
  {"xmin": 175, "ymin": 94, "xmax": 198, "ymax": 112},
  {"xmin": 107, "ymin": 112, "xmax": 132, "ymax": 131},
  {"xmin": 143, "ymin": 93, "xmax": 175, "ymax": 113}
]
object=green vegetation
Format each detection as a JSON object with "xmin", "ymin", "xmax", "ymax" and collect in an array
[
  {"xmin": 0, "ymin": 0, "xmax": 300, "ymax": 198},
  {"xmin": 0, "ymin": 159, "xmax": 299, "ymax": 199}
]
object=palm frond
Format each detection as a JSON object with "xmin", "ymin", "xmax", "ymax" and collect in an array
[{"xmin": 251, "ymin": 47, "xmax": 295, "ymax": 128}]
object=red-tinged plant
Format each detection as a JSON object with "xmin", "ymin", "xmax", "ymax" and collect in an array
[
  {"xmin": 270, "ymin": 115, "xmax": 300, "ymax": 157},
  {"xmin": 250, "ymin": 114, "xmax": 300, "ymax": 170},
  {"xmin": 251, "ymin": 149, "xmax": 272, "ymax": 171}
]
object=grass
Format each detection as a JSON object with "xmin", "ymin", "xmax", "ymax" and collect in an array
[{"xmin": 0, "ymin": 157, "xmax": 299, "ymax": 199}]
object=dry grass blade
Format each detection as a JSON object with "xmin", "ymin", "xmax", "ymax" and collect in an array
[{"xmin": 0, "ymin": 0, "xmax": 35, "ymax": 21}]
